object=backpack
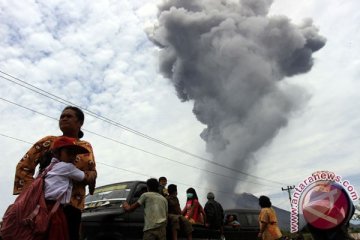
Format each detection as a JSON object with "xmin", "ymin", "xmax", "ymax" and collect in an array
[{"xmin": 0, "ymin": 163, "xmax": 60, "ymax": 240}]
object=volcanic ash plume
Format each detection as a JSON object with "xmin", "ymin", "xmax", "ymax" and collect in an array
[{"xmin": 148, "ymin": 0, "xmax": 326, "ymax": 189}]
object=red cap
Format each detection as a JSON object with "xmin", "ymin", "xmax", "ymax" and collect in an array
[{"xmin": 51, "ymin": 136, "xmax": 89, "ymax": 154}]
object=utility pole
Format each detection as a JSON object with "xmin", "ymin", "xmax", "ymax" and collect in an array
[
  {"xmin": 282, "ymin": 185, "xmax": 295, "ymax": 207},
  {"xmin": 282, "ymin": 185, "xmax": 298, "ymax": 233}
]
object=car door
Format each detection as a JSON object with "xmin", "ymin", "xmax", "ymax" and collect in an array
[
  {"xmin": 237, "ymin": 211, "xmax": 260, "ymax": 239},
  {"xmin": 223, "ymin": 212, "xmax": 241, "ymax": 240},
  {"xmin": 124, "ymin": 183, "xmax": 147, "ymax": 239}
]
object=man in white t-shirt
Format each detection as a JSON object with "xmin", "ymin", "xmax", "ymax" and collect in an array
[{"xmin": 123, "ymin": 178, "xmax": 168, "ymax": 240}]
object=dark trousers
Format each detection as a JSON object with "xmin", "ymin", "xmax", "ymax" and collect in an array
[{"xmin": 63, "ymin": 205, "xmax": 82, "ymax": 240}]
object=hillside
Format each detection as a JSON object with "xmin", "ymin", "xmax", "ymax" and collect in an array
[{"xmin": 228, "ymin": 192, "xmax": 293, "ymax": 231}]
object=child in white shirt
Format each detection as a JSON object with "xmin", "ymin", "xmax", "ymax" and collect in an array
[{"xmin": 44, "ymin": 136, "xmax": 89, "ymax": 240}]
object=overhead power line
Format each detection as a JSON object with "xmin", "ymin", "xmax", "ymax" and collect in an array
[
  {"xmin": 0, "ymin": 70, "xmax": 288, "ymax": 186},
  {"xmin": 96, "ymin": 162, "xmax": 237, "ymax": 196},
  {"xmin": 0, "ymin": 99, "xmax": 282, "ymax": 188},
  {"xmin": 0, "ymin": 133, "xmax": 33, "ymax": 145},
  {"xmin": 0, "ymin": 132, "xmax": 279, "ymax": 197}
]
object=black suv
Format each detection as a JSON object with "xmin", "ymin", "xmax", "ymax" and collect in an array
[
  {"xmin": 223, "ymin": 209, "xmax": 260, "ymax": 240},
  {"xmin": 80, "ymin": 181, "xmax": 259, "ymax": 240},
  {"xmin": 81, "ymin": 181, "xmax": 147, "ymax": 240}
]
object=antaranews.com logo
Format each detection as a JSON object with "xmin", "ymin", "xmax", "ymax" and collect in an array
[{"xmin": 290, "ymin": 170, "xmax": 358, "ymax": 233}]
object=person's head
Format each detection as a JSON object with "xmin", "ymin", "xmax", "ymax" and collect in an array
[
  {"xmin": 146, "ymin": 178, "xmax": 159, "ymax": 192},
  {"xmin": 226, "ymin": 214, "xmax": 234, "ymax": 222},
  {"xmin": 159, "ymin": 176, "xmax": 167, "ymax": 187},
  {"xmin": 51, "ymin": 136, "xmax": 89, "ymax": 163},
  {"xmin": 139, "ymin": 186, "xmax": 148, "ymax": 195},
  {"xmin": 207, "ymin": 192, "xmax": 215, "ymax": 200},
  {"xmin": 186, "ymin": 187, "xmax": 198, "ymax": 200},
  {"xmin": 59, "ymin": 106, "xmax": 85, "ymax": 139},
  {"xmin": 259, "ymin": 195, "xmax": 272, "ymax": 208},
  {"xmin": 168, "ymin": 184, "xmax": 177, "ymax": 195}
]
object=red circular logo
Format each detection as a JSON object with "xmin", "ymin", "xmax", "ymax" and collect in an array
[{"xmin": 301, "ymin": 181, "xmax": 350, "ymax": 229}]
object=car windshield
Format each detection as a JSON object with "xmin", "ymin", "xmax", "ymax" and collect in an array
[
  {"xmin": 86, "ymin": 183, "xmax": 131, "ymax": 203},
  {"xmin": 245, "ymin": 213, "xmax": 259, "ymax": 226},
  {"xmin": 226, "ymin": 211, "xmax": 259, "ymax": 227}
]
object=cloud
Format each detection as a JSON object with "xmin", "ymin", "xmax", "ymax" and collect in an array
[
  {"xmin": 148, "ymin": 0, "xmax": 326, "ymax": 202},
  {"xmin": 0, "ymin": 0, "xmax": 359, "ymax": 217}
]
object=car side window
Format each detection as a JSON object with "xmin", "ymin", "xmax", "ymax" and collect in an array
[
  {"xmin": 237, "ymin": 214, "xmax": 248, "ymax": 225},
  {"xmin": 133, "ymin": 184, "xmax": 147, "ymax": 199},
  {"xmin": 245, "ymin": 213, "xmax": 259, "ymax": 226}
]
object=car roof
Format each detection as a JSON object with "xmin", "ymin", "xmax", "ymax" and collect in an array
[
  {"xmin": 225, "ymin": 208, "xmax": 260, "ymax": 214},
  {"xmin": 94, "ymin": 180, "xmax": 146, "ymax": 189}
]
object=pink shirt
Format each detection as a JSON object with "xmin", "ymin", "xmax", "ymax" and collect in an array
[{"xmin": 185, "ymin": 199, "xmax": 201, "ymax": 222}]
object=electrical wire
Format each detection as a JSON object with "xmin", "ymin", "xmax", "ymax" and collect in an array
[
  {"xmin": 0, "ymin": 70, "xmax": 289, "ymax": 186},
  {"xmin": 0, "ymin": 132, "xmax": 281, "ymax": 197},
  {"xmin": 0, "ymin": 98, "xmax": 283, "ymax": 188}
]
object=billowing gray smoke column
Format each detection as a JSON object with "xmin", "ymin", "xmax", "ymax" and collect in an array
[{"xmin": 149, "ymin": 0, "xmax": 325, "ymax": 195}]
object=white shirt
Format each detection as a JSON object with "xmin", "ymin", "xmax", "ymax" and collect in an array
[{"xmin": 44, "ymin": 158, "xmax": 85, "ymax": 204}]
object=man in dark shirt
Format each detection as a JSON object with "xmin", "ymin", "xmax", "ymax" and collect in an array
[
  {"xmin": 167, "ymin": 184, "xmax": 192, "ymax": 240},
  {"xmin": 204, "ymin": 192, "xmax": 224, "ymax": 234}
]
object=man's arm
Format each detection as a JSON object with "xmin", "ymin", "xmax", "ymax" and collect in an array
[
  {"xmin": 123, "ymin": 201, "xmax": 141, "ymax": 212},
  {"xmin": 219, "ymin": 203, "xmax": 225, "ymax": 221}
]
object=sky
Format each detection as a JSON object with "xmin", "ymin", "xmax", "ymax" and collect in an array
[{"xmin": 1, "ymin": 0, "xmax": 359, "ymax": 219}]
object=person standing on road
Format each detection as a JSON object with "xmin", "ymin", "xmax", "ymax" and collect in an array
[
  {"xmin": 123, "ymin": 178, "xmax": 168, "ymax": 240},
  {"xmin": 258, "ymin": 196, "xmax": 282, "ymax": 240},
  {"xmin": 182, "ymin": 188, "xmax": 206, "ymax": 225},
  {"xmin": 166, "ymin": 184, "xmax": 193, "ymax": 240},
  {"xmin": 204, "ymin": 192, "xmax": 224, "ymax": 235},
  {"xmin": 14, "ymin": 106, "xmax": 97, "ymax": 240}
]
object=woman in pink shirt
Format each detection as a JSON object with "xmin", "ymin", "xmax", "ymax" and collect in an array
[{"xmin": 182, "ymin": 188, "xmax": 206, "ymax": 225}]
